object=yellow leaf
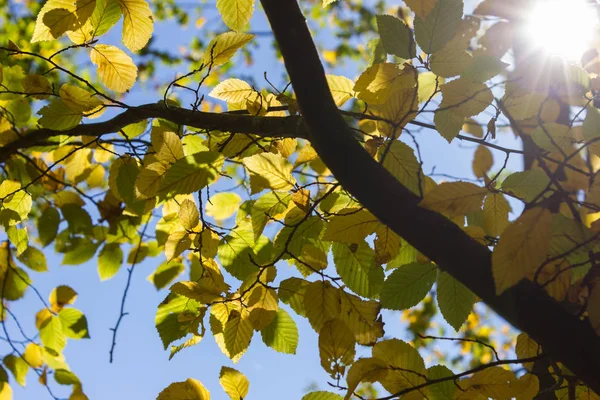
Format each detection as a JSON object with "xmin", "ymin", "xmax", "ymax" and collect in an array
[
  {"xmin": 372, "ymin": 339, "xmax": 426, "ymax": 393},
  {"xmin": 209, "ymin": 78, "xmax": 255, "ymax": 104},
  {"xmin": 117, "ymin": 0, "xmax": 153, "ymax": 52},
  {"xmin": 515, "ymin": 374, "xmax": 539, "ymax": 400},
  {"xmin": 179, "ymin": 199, "xmax": 200, "ymax": 231},
  {"xmin": 32, "ymin": 1, "xmax": 78, "ymax": 42},
  {"xmin": 294, "ymin": 144, "xmax": 319, "ymax": 167},
  {"xmin": 204, "ymin": 31, "xmax": 254, "ymax": 67},
  {"xmin": 304, "ymin": 281, "xmax": 341, "ymax": 332},
  {"xmin": 216, "ymin": 0, "xmax": 254, "ymax": 32},
  {"xmin": 419, "ymin": 182, "xmax": 487, "ymax": 217},
  {"xmin": 59, "ymin": 84, "xmax": 104, "ymax": 114},
  {"xmin": 440, "ymin": 78, "xmax": 493, "ymax": 117},
  {"xmin": 339, "ymin": 292, "xmax": 384, "ymax": 345},
  {"xmin": 23, "ymin": 343, "xmax": 44, "ymax": 368},
  {"xmin": 326, "ymin": 75, "xmax": 355, "ymax": 107},
  {"xmin": 465, "ymin": 367, "xmax": 517, "ymax": 400},
  {"xmin": 370, "ymin": 84, "xmax": 419, "ymax": 137},
  {"xmin": 323, "ymin": 208, "xmax": 378, "ymax": 243},
  {"xmin": 247, "ymin": 285, "xmax": 278, "ymax": 330},
  {"xmin": 165, "ymin": 230, "xmax": 191, "ymax": 261},
  {"xmin": 135, "ymin": 162, "xmax": 167, "ymax": 199},
  {"xmin": 157, "ymin": 378, "xmax": 210, "ymax": 400},
  {"xmin": 344, "ymin": 357, "xmax": 388, "ymax": 400},
  {"xmin": 90, "ymin": 44, "xmax": 138, "ymax": 92},
  {"xmin": 22, "ymin": 74, "xmax": 52, "ymax": 99},
  {"xmin": 152, "ymin": 131, "xmax": 184, "ymax": 164},
  {"xmin": 243, "ymin": 153, "xmax": 296, "ymax": 193},
  {"xmin": 354, "ymin": 63, "xmax": 416, "ymax": 104},
  {"xmin": 492, "ymin": 207, "xmax": 552, "ymax": 294},
  {"xmin": 223, "ymin": 309, "xmax": 253, "ymax": 359},
  {"xmin": 49, "ymin": 285, "xmax": 77, "ymax": 312},
  {"xmin": 472, "ymin": 145, "xmax": 493, "ymax": 178},
  {"xmin": 482, "ymin": 193, "xmax": 511, "ymax": 237},
  {"xmin": 377, "ymin": 141, "xmax": 423, "ymax": 195},
  {"xmin": 219, "ymin": 366, "xmax": 249, "ymax": 400},
  {"xmin": 404, "ymin": 0, "xmax": 438, "ymax": 19},
  {"xmin": 319, "ymin": 319, "xmax": 356, "ymax": 379},
  {"xmin": 206, "ymin": 192, "xmax": 242, "ymax": 220}
]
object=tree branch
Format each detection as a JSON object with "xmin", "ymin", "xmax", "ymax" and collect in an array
[
  {"xmin": 259, "ymin": 0, "xmax": 600, "ymax": 393},
  {"xmin": 0, "ymin": 103, "xmax": 308, "ymax": 163}
]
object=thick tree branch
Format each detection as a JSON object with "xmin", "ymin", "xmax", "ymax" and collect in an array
[
  {"xmin": 260, "ymin": 0, "xmax": 600, "ymax": 393},
  {"xmin": 0, "ymin": 103, "xmax": 308, "ymax": 163}
]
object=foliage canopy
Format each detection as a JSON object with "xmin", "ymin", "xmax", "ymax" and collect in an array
[{"xmin": 0, "ymin": 0, "xmax": 599, "ymax": 399}]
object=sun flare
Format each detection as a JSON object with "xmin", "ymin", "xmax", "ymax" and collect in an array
[{"xmin": 524, "ymin": 0, "xmax": 599, "ymax": 61}]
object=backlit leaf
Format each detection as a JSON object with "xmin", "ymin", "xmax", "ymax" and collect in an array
[
  {"xmin": 90, "ymin": 44, "xmax": 138, "ymax": 92},
  {"xmin": 380, "ymin": 262, "xmax": 437, "ymax": 310},
  {"xmin": 260, "ymin": 308, "xmax": 298, "ymax": 354},
  {"xmin": 492, "ymin": 207, "xmax": 552, "ymax": 294},
  {"xmin": 117, "ymin": 0, "xmax": 153, "ymax": 51},
  {"xmin": 157, "ymin": 378, "xmax": 210, "ymax": 400},
  {"xmin": 420, "ymin": 181, "xmax": 487, "ymax": 217},
  {"xmin": 376, "ymin": 14, "xmax": 415, "ymax": 59},
  {"xmin": 243, "ymin": 153, "xmax": 296, "ymax": 193},
  {"xmin": 216, "ymin": 0, "xmax": 254, "ymax": 32},
  {"xmin": 318, "ymin": 319, "xmax": 356, "ymax": 379},
  {"xmin": 204, "ymin": 31, "xmax": 254, "ymax": 67},
  {"xmin": 436, "ymin": 270, "xmax": 475, "ymax": 331},
  {"xmin": 414, "ymin": 0, "xmax": 463, "ymax": 54},
  {"xmin": 219, "ymin": 366, "xmax": 249, "ymax": 400}
]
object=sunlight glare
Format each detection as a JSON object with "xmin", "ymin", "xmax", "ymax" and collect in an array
[{"xmin": 524, "ymin": 0, "xmax": 599, "ymax": 61}]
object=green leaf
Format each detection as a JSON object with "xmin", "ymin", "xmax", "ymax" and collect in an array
[
  {"xmin": 37, "ymin": 207, "xmax": 61, "ymax": 247},
  {"xmin": 216, "ymin": 0, "xmax": 254, "ymax": 32},
  {"xmin": 461, "ymin": 55, "xmax": 508, "ymax": 82},
  {"xmin": 223, "ymin": 310, "xmax": 253, "ymax": 359},
  {"xmin": 7, "ymin": 226, "xmax": 28, "ymax": 256},
  {"xmin": 98, "ymin": 243, "xmax": 123, "ymax": 280},
  {"xmin": 54, "ymin": 369, "xmax": 80, "ymax": 385},
  {"xmin": 2, "ymin": 266, "xmax": 31, "ymax": 301},
  {"xmin": 380, "ymin": 262, "xmax": 437, "ymax": 310},
  {"xmin": 332, "ymin": 241, "xmax": 384, "ymax": 299},
  {"xmin": 414, "ymin": 0, "xmax": 463, "ymax": 54},
  {"xmin": 434, "ymin": 109, "xmax": 464, "ymax": 143},
  {"xmin": 426, "ymin": 365, "xmax": 456, "ymax": 400},
  {"xmin": 3, "ymin": 355, "xmax": 28, "ymax": 387},
  {"xmin": 278, "ymin": 277, "xmax": 308, "ymax": 317},
  {"xmin": 148, "ymin": 260, "xmax": 185, "ymax": 290},
  {"xmin": 157, "ymin": 151, "xmax": 224, "ymax": 200},
  {"xmin": 251, "ymin": 191, "xmax": 291, "ymax": 241},
  {"xmin": 18, "ymin": 246, "xmax": 48, "ymax": 272},
  {"xmin": 68, "ymin": 0, "xmax": 122, "ymax": 43},
  {"xmin": 62, "ymin": 238, "xmax": 99, "ymax": 265},
  {"xmin": 436, "ymin": 270, "xmax": 475, "ymax": 331},
  {"xmin": 38, "ymin": 99, "xmax": 82, "ymax": 130},
  {"xmin": 61, "ymin": 204, "xmax": 93, "ymax": 235},
  {"xmin": 218, "ymin": 221, "xmax": 271, "ymax": 280},
  {"xmin": 40, "ymin": 315, "xmax": 67, "ymax": 353},
  {"xmin": 260, "ymin": 308, "xmax": 299, "ymax": 354},
  {"xmin": 58, "ymin": 308, "xmax": 90, "ymax": 339},
  {"xmin": 155, "ymin": 293, "xmax": 202, "ymax": 349},
  {"xmin": 501, "ymin": 170, "xmax": 550, "ymax": 203},
  {"xmin": 376, "ymin": 14, "xmax": 415, "ymax": 59}
]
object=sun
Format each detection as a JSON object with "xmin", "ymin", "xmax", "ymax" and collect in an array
[{"xmin": 524, "ymin": 0, "xmax": 599, "ymax": 61}]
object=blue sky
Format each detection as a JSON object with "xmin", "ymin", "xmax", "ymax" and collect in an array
[{"xmin": 4, "ymin": 0, "xmax": 527, "ymax": 399}]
